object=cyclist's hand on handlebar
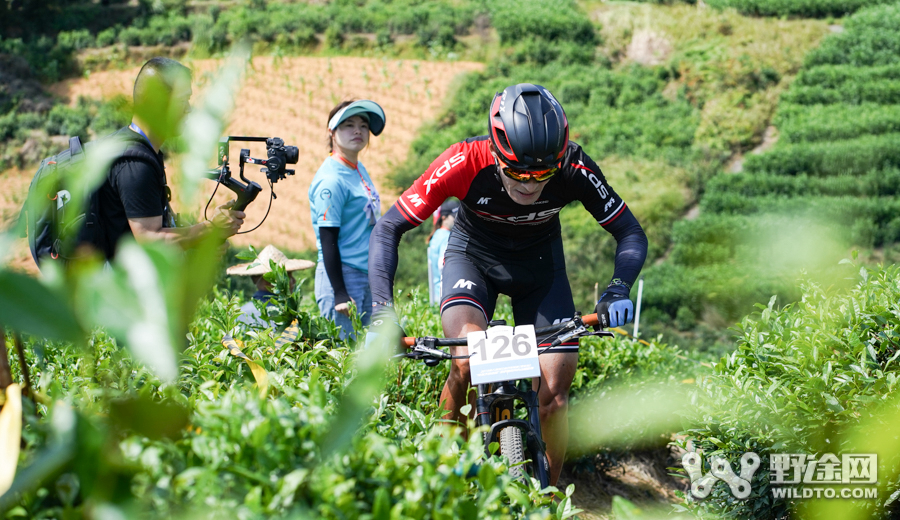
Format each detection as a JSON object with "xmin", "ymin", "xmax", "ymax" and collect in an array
[
  {"xmin": 595, "ymin": 287, "xmax": 634, "ymax": 328},
  {"xmin": 364, "ymin": 304, "xmax": 405, "ymax": 350}
]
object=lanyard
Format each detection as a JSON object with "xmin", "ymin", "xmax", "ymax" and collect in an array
[
  {"xmin": 129, "ymin": 122, "xmax": 154, "ymax": 150},
  {"xmin": 332, "ymin": 153, "xmax": 376, "ymax": 204}
]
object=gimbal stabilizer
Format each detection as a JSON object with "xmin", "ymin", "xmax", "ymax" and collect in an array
[{"xmin": 205, "ymin": 136, "xmax": 299, "ymax": 212}]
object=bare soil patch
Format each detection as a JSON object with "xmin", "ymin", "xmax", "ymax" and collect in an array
[
  {"xmin": 559, "ymin": 447, "xmax": 688, "ymax": 519},
  {"xmin": 3, "ymin": 56, "xmax": 482, "ymax": 270}
]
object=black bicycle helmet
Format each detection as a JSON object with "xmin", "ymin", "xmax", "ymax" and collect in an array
[{"xmin": 488, "ymin": 83, "xmax": 569, "ymax": 170}]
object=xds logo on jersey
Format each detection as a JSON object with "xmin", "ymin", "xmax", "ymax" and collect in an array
[
  {"xmin": 571, "ymin": 160, "xmax": 608, "ymax": 199},
  {"xmin": 474, "ymin": 207, "xmax": 563, "ymax": 224},
  {"xmin": 424, "ymin": 152, "xmax": 465, "ymax": 194}
]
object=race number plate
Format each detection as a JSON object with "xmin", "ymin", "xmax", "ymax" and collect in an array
[{"xmin": 467, "ymin": 325, "xmax": 540, "ymax": 385}]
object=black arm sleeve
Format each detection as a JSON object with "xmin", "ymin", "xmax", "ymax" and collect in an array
[
  {"xmin": 319, "ymin": 226, "xmax": 350, "ymax": 305},
  {"xmin": 602, "ymin": 207, "xmax": 648, "ymax": 293},
  {"xmin": 369, "ymin": 205, "xmax": 416, "ymax": 306}
]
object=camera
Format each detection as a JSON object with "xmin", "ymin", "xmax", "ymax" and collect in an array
[
  {"xmin": 206, "ymin": 136, "xmax": 300, "ymax": 212},
  {"xmin": 264, "ymin": 137, "xmax": 299, "ymax": 181}
]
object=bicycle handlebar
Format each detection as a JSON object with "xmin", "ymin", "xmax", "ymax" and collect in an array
[{"xmin": 399, "ymin": 312, "xmax": 603, "ymax": 350}]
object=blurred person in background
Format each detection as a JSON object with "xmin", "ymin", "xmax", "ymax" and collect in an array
[
  {"xmin": 427, "ymin": 199, "xmax": 459, "ymax": 305},
  {"xmin": 227, "ymin": 245, "xmax": 314, "ymax": 327},
  {"xmin": 309, "ymin": 99, "xmax": 386, "ymax": 339}
]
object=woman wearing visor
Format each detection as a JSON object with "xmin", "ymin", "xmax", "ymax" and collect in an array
[{"xmin": 309, "ymin": 99, "xmax": 385, "ymax": 339}]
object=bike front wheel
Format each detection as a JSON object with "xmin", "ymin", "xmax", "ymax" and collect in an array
[{"xmin": 499, "ymin": 426, "xmax": 526, "ymax": 481}]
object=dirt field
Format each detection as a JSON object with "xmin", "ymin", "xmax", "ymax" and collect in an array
[{"xmin": 2, "ymin": 56, "xmax": 482, "ymax": 270}]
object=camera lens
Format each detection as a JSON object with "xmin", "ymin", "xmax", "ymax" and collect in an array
[{"xmin": 285, "ymin": 146, "xmax": 299, "ymax": 165}]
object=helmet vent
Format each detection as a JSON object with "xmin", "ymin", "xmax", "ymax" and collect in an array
[{"xmin": 495, "ymin": 128, "xmax": 513, "ymax": 156}]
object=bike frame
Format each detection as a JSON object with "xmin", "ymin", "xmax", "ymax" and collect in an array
[{"xmin": 398, "ymin": 312, "xmax": 610, "ymax": 487}]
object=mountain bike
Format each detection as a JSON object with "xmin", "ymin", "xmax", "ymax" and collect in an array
[{"xmin": 396, "ymin": 312, "xmax": 613, "ymax": 488}]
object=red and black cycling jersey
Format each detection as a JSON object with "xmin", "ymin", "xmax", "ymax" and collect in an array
[
  {"xmin": 395, "ymin": 136, "xmax": 627, "ymax": 249},
  {"xmin": 369, "ymin": 135, "xmax": 647, "ymax": 306}
]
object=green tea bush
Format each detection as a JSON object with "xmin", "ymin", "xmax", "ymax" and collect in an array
[
  {"xmin": 804, "ymin": 3, "xmax": 900, "ymax": 67},
  {"xmin": 775, "ymin": 103, "xmax": 900, "ymax": 142},
  {"xmin": 679, "ymin": 264, "xmax": 900, "ymax": 518},
  {"xmin": 780, "ymin": 79, "xmax": 900, "ymax": 105},
  {"xmin": 699, "ymin": 194, "xmax": 900, "ymax": 246},
  {"xmin": 794, "ymin": 63, "xmax": 900, "ymax": 89},
  {"xmin": 743, "ymin": 132, "xmax": 900, "ymax": 176},
  {"xmin": 705, "ymin": 169, "xmax": 900, "ymax": 198},
  {"xmin": 0, "ymin": 265, "xmax": 677, "ymax": 518},
  {"xmin": 704, "ymin": 0, "xmax": 895, "ymax": 18},
  {"xmin": 55, "ymin": 29, "xmax": 95, "ymax": 51},
  {"xmin": 488, "ymin": 0, "xmax": 597, "ymax": 46}
]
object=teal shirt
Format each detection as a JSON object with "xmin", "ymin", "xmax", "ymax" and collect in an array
[
  {"xmin": 309, "ymin": 156, "xmax": 380, "ymax": 272},
  {"xmin": 427, "ymin": 228, "xmax": 451, "ymax": 303}
]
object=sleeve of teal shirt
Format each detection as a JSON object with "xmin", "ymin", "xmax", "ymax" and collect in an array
[{"xmin": 311, "ymin": 174, "xmax": 346, "ymax": 227}]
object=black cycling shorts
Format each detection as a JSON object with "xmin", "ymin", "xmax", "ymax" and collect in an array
[{"xmin": 439, "ymin": 231, "xmax": 580, "ymax": 353}]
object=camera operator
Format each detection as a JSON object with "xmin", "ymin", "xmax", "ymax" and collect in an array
[{"xmin": 96, "ymin": 57, "xmax": 245, "ymax": 258}]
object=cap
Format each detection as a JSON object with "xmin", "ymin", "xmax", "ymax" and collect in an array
[
  {"xmin": 226, "ymin": 245, "xmax": 315, "ymax": 276},
  {"xmin": 440, "ymin": 199, "xmax": 460, "ymax": 217},
  {"xmin": 327, "ymin": 100, "xmax": 386, "ymax": 136}
]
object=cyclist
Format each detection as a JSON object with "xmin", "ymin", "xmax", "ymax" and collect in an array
[{"xmin": 368, "ymin": 83, "xmax": 647, "ymax": 485}]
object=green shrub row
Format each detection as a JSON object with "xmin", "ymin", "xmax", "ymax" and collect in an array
[
  {"xmin": 698, "ymin": 193, "xmax": 900, "ymax": 246},
  {"xmin": 488, "ymin": 0, "xmax": 597, "ymax": 46},
  {"xmin": 704, "ymin": 0, "xmax": 895, "ymax": 18},
  {"xmin": 743, "ymin": 132, "xmax": 900, "ymax": 176},
  {"xmin": 681, "ymin": 265, "xmax": 900, "ymax": 519},
  {"xmin": 774, "ymin": 102, "xmax": 900, "ymax": 143},
  {"xmin": 780, "ymin": 78, "xmax": 900, "ymax": 105},
  {"xmin": 704, "ymin": 168, "xmax": 900, "ymax": 198},
  {"xmin": 794, "ymin": 63, "xmax": 900, "ymax": 88},
  {"xmin": 0, "ymin": 96, "xmax": 131, "ymax": 170},
  {"xmin": 804, "ymin": 3, "xmax": 900, "ymax": 67}
]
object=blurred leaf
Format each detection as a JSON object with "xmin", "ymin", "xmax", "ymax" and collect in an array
[
  {"xmin": 569, "ymin": 380, "xmax": 691, "ymax": 451},
  {"xmin": 108, "ymin": 395, "xmax": 190, "ymax": 440},
  {"xmin": 222, "ymin": 335, "xmax": 268, "ymax": 397},
  {"xmin": 320, "ymin": 327, "xmax": 394, "ymax": 457},
  {"xmin": 179, "ymin": 44, "xmax": 250, "ymax": 203},
  {"xmin": 0, "ymin": 384, "xmax": 22, "ymax": 495},
  {"xmin": 0, "ymin": 270, "xmax": 82, "ymax": 343}
]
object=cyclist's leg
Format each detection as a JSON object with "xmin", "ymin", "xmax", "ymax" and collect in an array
[
  {"xmin": 439, "ymin": 246, "xmax": 495, "ymax": 429},
  {"xmin": 512, "ymin": 239, "xmax": 577, "ymax": 485}
]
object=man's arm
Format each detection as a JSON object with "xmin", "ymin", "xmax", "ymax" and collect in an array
[
  {"xmin": 567, "ymin": 146, "xmax": 647, "ymax": 288},
  {"xmin": 115, "ymin": 158, "xmax": 243, "ymax": 247},
  {"xmin": 128, "ymin": 204, "xmax": 244, "ymax": 246}
]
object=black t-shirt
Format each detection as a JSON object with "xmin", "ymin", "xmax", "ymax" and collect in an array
[{"xmin": 95, "ymin": 130, "xmax": 169, "ymax": 259}]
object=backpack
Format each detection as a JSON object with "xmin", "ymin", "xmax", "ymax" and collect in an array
[{"xmin": 23, "ymin": 127, "xmax": 168, "ymax": 265}]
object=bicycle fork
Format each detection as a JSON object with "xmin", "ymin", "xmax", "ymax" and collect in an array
[{"xmin": 474, "ymin": 381, "xmax": 550, "ymax": 485}]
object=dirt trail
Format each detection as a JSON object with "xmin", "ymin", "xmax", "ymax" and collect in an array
[
  {"xmin": 3, "ymin": 56, "xmax": 482, "ymax": 271},
  {"xmin": 559, "ymin": 447, "xmax": 688, "ymax": 519}
]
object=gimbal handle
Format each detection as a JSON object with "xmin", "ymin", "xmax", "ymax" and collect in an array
[{"xmin": 205, "ymin": 168, "xmax": 262, "ymax": 212}]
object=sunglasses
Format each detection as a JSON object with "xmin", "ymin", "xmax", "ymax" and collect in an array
[{"xmin": 493, "ymin": 153, "xmax": 558, "ymax": 183}]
